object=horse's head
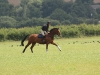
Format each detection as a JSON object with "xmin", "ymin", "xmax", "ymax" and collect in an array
[{"xmin": 50, "ymin": 28, "xmax": 61, "ymax": 36}]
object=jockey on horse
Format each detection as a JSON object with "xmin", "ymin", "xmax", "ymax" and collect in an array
[
  {"xmin": 41, "ymin": 21, "xmax": 50, "ymax": 43},
  {"xmin": 21, "ymin": 21, "xmax": 62, "ymax": 53}
]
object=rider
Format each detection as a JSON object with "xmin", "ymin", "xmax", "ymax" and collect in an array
[{"xmin": 41, "ymin": 21, "xmax": 50, "ymax": 42}]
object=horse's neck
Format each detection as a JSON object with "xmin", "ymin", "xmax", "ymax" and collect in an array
[{"xmin": 48, "ymin": 32, "xmax": 55, "ymax": 38}]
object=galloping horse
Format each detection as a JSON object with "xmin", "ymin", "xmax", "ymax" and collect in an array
[{"xmin": 21, "ymin": 28, "xmax": 62, "ymax": 53}]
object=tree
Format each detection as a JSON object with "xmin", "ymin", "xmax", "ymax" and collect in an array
[
  {"xmin": 50, "ymin": 9, "xmax": 67, "ymax": 22},
  {"xmin": 0, "ymin": 1, "xmax": 15, "ymax": 16},
  {"xmin": 62, "ymin": 2, "xmax": 73, "ymax": 14},
  {"xmin": 96, "ymin": 8, "xmax": 100, "ymax": 15},
  {"xmin": 42, "ymin": 0, "xmax": 65, "ymax": 17},
  {"xmin": 20, "ymin": 0, "xmax": 30, "ymax": 18},
  {"xmin": 0, "ymin": 16, "xmax": 17, "ymax": 28},
  {"xmin": 27, "ymin": 1, "xmax": 42, "ymax": 18},
  {"xmin": 71, "ymin": 3, "xmax": 86, "ymax": 17},
  {"xmin": 70, "ymin": 2, "xmax": 94, "ymax": 18},
  {"xmin": 96, "ymin": 8, "xmax": 100, "ymax": 20},
  {"xmin": 0, "ymin": 0, "xmax": 8, "ymax": 3},
  {"xmin": 75, "ymin": 0, "xmax": 93, "ymax": 4},
  {"xmin": 15, "ymin": 6, "xmax": 23, "ymax": 17}
]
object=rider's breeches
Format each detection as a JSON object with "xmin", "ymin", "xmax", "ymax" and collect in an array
[{"xmin": 41, "ymin": 30, "xmax": 46, "ymax": 36}]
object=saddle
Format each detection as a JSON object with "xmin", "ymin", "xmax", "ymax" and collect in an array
[
  {"xmin": 38, "ymin": 34, "xmax": 46, "ymax": 44},
  {"xmin": 38, "ymin": 34, "xmax": 44, "ymax": 38}
]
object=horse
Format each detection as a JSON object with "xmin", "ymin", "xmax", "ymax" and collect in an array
[{"xmin": 21, "ymin": 28, "xmax": 62, "ymax": 53}]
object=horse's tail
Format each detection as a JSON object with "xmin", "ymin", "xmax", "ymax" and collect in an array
[{"xmin": 21, "ymin": 35, "xmax": 29, "ymax": 46}]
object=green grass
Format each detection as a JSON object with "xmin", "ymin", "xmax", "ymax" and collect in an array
[{"xmin": 0, "ymin": 37, "xmax": 100, "ymax": 75}]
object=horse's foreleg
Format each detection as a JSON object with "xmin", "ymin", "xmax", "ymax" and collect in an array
[
  {"xmin": 51, "ymin": 42, "xmax": 62, "ymax": 51},
  {"xmin": 46, "ymin": 44, "xmax": 48, "ymax": 52},
  {"xmin": 30, "ymin": 42, "xmax": 36, "ymax": 53},
  {"xmin": 22, "ymin": 42, "xmax": 31, "ymax": 53}
]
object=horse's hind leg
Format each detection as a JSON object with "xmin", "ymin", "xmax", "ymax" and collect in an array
[
  {"xmin": 22, "ymin": 42, "xmax": 31, "ymax": 53},
  {"xmin": 30, "ymin": 42, "xmax": 36, "ymax": 53}
]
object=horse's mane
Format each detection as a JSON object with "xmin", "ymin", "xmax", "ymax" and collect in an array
[{"xmin": 50, "ymin": 28, "xmax": 58, "ymax": 33}]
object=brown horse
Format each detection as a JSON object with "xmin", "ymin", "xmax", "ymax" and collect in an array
[{"xmin": 21, "ymin": 28, "xmax": 62, "ymax": 53}]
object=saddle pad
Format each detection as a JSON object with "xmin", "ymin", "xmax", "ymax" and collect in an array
[{"xmin": 38, "ymin": 34, "xmax": 43, "ymax": 38}]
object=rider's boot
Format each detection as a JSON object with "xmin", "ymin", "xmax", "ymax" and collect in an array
[{"xmin": 42, "ymin": 36, "xmax": 45, "ymax": 43}]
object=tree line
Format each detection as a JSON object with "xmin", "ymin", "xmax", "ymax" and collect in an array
[{"xmin": 0, "ymin": 0, "xmax": 100, "ymax": 28}]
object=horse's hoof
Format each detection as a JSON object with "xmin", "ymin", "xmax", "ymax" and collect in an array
[
  {"xmin": 22, "ymin": 51, "xmax": 25, "ymax": 53},
  {"xmin": 31, "ymin": 51, "xmax": 33, "ymax": 53}
]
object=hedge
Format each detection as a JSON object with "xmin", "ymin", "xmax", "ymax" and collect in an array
[{"xmin": 0, "ymin": 24, "xmax": 100, "ymax": 41}]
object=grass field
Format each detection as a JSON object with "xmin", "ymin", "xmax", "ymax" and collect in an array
[{"xmin": 0, "ymin": 37, "xmax": 100, "ymax": 75}]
